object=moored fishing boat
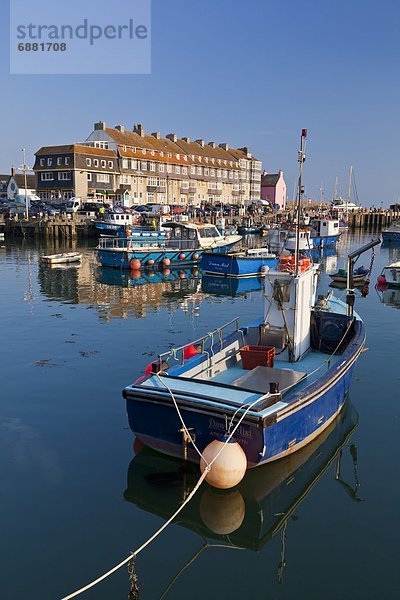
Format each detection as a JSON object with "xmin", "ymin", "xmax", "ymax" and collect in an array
[
  {"xmin": 329, "ymin": 265, "xmax": 369, "ymax": 285},
  {"xmin": 377, "ymin": 261, "xmax": 400, "ymax": 288},
  {"xmin": 124, "ymin": 400, "xmax": 359, "ymax": 551},
  {"xmin": 382, "ymin": 222, "xmax": 400, "ymax": 243},
  {"xmin": 122, "ymin": 130, "xmax": 380, "ymax": 487},
  {"xmin": 97, "ymin": 221, "xmax": 241, "ymax": 270},
  {"xmin": 201, "ymin": 248, "xmax": 277, "ymax": 278}
]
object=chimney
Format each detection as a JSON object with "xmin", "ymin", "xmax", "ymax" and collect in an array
[
  {"xmin": 133, "ymin": 123, "xmax": 145, "ymax": 137},
  {"xmin": 182, "ymin": 136, "xmax": 191, "ymax": 143},
  {"xmin": 115, "ymin": 124, "xmax": 125, "ymax": 133},
  {"xmin": 94, "ymin": 121, "xmax": 106, "ymax": 130},
  {"xmin": 167, "ymin": 133, "xmax": 178, "ymax": 142},
  {"xmin": 219, "ymin": 143, "xmax": 229, "ymax": 151},
  {"xmin": 196, "ymin": 139, "xmax": 205, "ymax": 148},
  {"xmin": 11, "ymin": 166, "xmax": 16, "ymax": 177},
  {"xmin": 151, "ymin": 132, "xmax": 161, "ymax": 139},
  {"xmin": 208, "ymin": 141, "xmax": 216, "ymax": 148}
]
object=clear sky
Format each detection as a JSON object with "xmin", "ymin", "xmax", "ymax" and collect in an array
[{"xmin": 1, "ymin": 0, "xmax": 399, "ymax": 206}]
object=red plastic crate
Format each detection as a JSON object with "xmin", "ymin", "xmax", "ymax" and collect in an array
[{"xmin": 240, "ymin": 345, "xmax": 275, "ymax": 370}]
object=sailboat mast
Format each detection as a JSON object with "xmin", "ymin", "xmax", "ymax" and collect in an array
[
  {"xmin": 333, "ymin": 175, "xmax": 338, "ymax": 201},
  {"xmin": 346, "ymin": 165, "xmax": 353, "ymax": 220},
  {"xmin": 295, "ymin": 129, "xmax": 307, "ymax": 275}
]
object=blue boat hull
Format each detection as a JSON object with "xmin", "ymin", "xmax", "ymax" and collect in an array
[
  {"xmin": 124, "ymin": 320, "xmax": 364, "ymax": 467},
  {"xmin": 311, "ymin": 234, "xmax": 341, "ymax": 248},
  {"xmin": 382, "ymin": 231, "xmax": 400, "ymax": 243},
  {"xmin": 98, "ymin": 242, "xmax": 238, "ymax": 270},
  {"xmin": 201, "ymin": 252, "xmax": 278, "ymax": 277}
]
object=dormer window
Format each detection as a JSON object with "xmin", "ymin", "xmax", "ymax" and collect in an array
[
  {"xmin": 142, "ymin": 149, "xmax": 146, "ymax": 155},
  {"xmin": 47, "ymin": 158, "xmax": 52, "ymax": 166},
  {"xmin": 122, "ymin": 145, "xmax": 127, "ymax": 151}
]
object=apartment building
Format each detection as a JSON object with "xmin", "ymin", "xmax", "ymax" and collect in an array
[
  {"xmin": 33, "ymin": 144, "xmax": 119, "ymax": 201},
  {"xmin": 33, "ymin": 122, "xmax": 262, "ymax": 206},
  {"xmin": 85, "ymin": 122, "xmax": 262, "ymax": 206}
]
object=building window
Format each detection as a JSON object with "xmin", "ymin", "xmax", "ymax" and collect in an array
[
  {"xmin": 175, "ymin": 165, "xmax": 181, "ymax": 174},
  {"xmin": 57, "ymin": 157, "xmax": 62, "ymax": 166},
  {"xmin": 197, "ymin": 167, "xmax": 202, "ymax": 175},
  {"xmin": 86, "ymin": 158, "xmax": 92, "ymax": 167},
  {"xmin": 167, "ymin": 164, "xmax": 172, "ymax": 173},
  {"xmin": 148, "ymin": 176, "xmax": 158, "ymax": 186},
  {"xmin": 65, "ymin": 157, "xmax": 70, "ymax": 165},
  {"xmin": 217, "ymin": 169, "xmax": 222, "ymax": 178},
  {"xmin": 94, "ymin": 141, "xmax": 109, "ymax": 149},
  {"xmin": 147, "ymin": 192, "xmax": 154, "ymax": 201},
  {"xmin": 101, "ymin": 160, "xmax": 106, "ymax": 168},
  {"xmin": 210, "ymin": 169, "xmax": 215, "ymax": 176},
  {"xmin": 58, "ymin": 172, "xmax": 71, "ymax": 180},
  {"xmin": 122, "ymin": 159, "xmax": 128, "ymax": 169},
  {"xmin": 159, "ymin": 164, "xmax": 165, "ymax": 173},
  {"xmin": 41, "ymin": 172, "xmax": 54, "ymax": 181},
  {"xmin": 158, "ymin": 193, "xmax": 165, "ymax": 203},
  {"xmin": 141, "ymin": 161, "xmax": 147, "ymax": 171},
  {"xmin": 204, "ymin": 168, "xmax": 209, "ymax": 176},
  {"xmin": 87, "ymin": 173, "xmax": 92, "ymax": 181},
  {"xmin": 94, "ymin": 159, "xmax": 99, "ymax": 167},
  {"xmin": 47, "ymin": 158, "xmax": 52, "ymax": 166},
  {"xmin": 121, "ymin": 175, "xmax": 132, "ymax": 184},
  {"xmin": 190, "ymin": 166, "xmax": 196, "ymax": 175},
  {"xmin": 182, "ymin": 166, "xmax": 187, "ymax": 175},
  {"xmin": 108, "ymin": 161, "xmax": 113, "ymax": 169},
  {"xmin": 40, "ymin": 159, "xmax": 45, "ymax": 166},
  {"xmin": 97, "ymin": 174, "xmax": 110, "ymax": 183},
  {"xmin": 131, "ymin": 159, "xmax": 137, "ymax": 170},
  {"xmin": 158, "ymin": 178, "xmax": 166, "ymax": 188},
  {"xmin": 149, "ymin": 162, "xmax": 156, "ymax": 172}
]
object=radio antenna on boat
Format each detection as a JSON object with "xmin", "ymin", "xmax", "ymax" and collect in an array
[{"xmin": 294, "ymin": 129, "xmax": 307, "ymax": 274}]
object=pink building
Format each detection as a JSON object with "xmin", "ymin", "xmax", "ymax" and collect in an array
[{"xmin": 261, "ymin": 170, "xmax": 286, "ymax": 210}]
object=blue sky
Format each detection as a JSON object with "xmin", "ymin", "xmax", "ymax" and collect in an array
[{"xmin": 1, "ymin": 0, "xmax": 399, "ymax": 206}]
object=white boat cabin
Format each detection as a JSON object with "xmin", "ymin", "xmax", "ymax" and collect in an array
[{"xmin": 310, "ymin": 218, "xmax": 340, "ymax": 237}]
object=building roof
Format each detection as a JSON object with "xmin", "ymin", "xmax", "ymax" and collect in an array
[
  {"xmin": 12, "ymin": 174, "xmax": 36, "ymax": 188},
  {"xmin": 101, "ymin": 126, "xmax": 242, "ymax": 169},
  {"xmin": 35, "ymin": 144, "xmax": 117, "ymax": 158},
  {"xmin": 261, "ymin": 173, "xmax": 281, "ymax": 187}
]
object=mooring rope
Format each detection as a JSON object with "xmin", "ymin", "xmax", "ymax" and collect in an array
[{"xmin": 61, "ymin": 383, "xmax": 266, "ymax": 600}]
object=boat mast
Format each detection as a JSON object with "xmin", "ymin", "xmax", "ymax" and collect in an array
[
  {"xmin": 346, "ymin": 165, "xmax": 353, "ymax": 220},
  {"xmin": 333, "ymin": 175, "xmax": 338, "ymax": 202},
  {"xmin": 294, "ymin": 129, "xmax": 307, "ymax": 275}
]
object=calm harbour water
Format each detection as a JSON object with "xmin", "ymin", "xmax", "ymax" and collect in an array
[{"xmin": 0, "ymin": 232, "xmax": 399, "ymax": 600}]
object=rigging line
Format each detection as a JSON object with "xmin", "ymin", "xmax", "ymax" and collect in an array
[{"xmin": 61, "ymin": 394, "xmax": 265, "ymax": 600}]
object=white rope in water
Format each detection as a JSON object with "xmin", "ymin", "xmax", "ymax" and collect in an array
[{"xmin": 61, "ymin": 381, "xmax": 265, "ymax": 600}]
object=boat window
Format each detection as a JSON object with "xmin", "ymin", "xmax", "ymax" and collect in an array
[
  {"xmin": 189, "ymin": 229, "xmax": 196, "ymax": 240},
  {"xmin": 172, "ymin": 227, "xmax": 181, "ymax": 238},
  {"xmin": 323, "ymin": 222, "xmax": 327, "ymax": 226},
  {"xmin": 272, "ymin": 279, "xmax": 291, "ymax": 303},
  {"xmin": 199, "ymin": 227, "xmax": 219, "ymax": 238},
  {"xmin": 334, "ymin": 222, "xmax": 339, "ymax": 228}
]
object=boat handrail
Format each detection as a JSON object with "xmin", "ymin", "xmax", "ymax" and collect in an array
[{"xmin": 158, "ymin": 316, "xmax": 240, "ymax": 364}]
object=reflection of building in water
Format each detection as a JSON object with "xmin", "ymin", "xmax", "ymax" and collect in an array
[
  {"xmin": 124, "ymin": 402, "xmax": 360, "ymax": 592},
  {"xmin": 38, "ymin": 252, "xmax": 204, "ymax": 319}
]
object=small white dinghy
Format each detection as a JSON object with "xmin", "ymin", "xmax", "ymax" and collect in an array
[{"xmin": 40, "ymin": 252, "xmax": 82, "ymax": 265}]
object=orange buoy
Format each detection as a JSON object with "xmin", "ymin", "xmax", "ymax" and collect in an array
[
  {"xmin": 129, "ymin": 269, "xmax": 141, "ymax": 281},
  {"xmin": 162, "ymin": 257, "xmax": 170, "ymax": 267},
  {"xmin": 162, "ymin": 268, "xmax": 171, "ymax": 277},
  {"xmin": 179, "ymin": 271, "xmax": 186, "ymax": 279},
  {"xmin": 200, "ymin": 437, "xmax": 247, "ymax": 489},
  {"xmin": 193, "ymin": 253, "xmax": 199, "ymax": 260},
  {"xmin": 147, "ymin": 259, "xmax": 155, "ymax": 267},
  {"xmin": 179, "ymin": 253, "xmax": 186, "ymax": 260},
  {"xmin": 129, "ymin": 258, "xmax": 141, "ymax": 270}
]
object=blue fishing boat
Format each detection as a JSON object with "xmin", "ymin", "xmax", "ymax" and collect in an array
[
  {"xmin": 124, "ymin": 400, "xmax": 359, "ymax": 552},
  {"xmin": 97, "ymin": 221, "xmax": 242, "ymax": 270},
  {"xmin": 122, "ymin": 131, "xmax": 379, "ymax": 485},
  {"xmin": 95, "ymin": 210, "xmax": 169, "ymax": 243},
  {"xmin": 201, "ymin": 248, "xmax": 278, "ymax": 278},
  {"xmin": 382, "ymin": 222, "xmax": 400, "ymax": 243},
  {"xmin": 309, "ymin": 218, "xmax": 341, "ymax": 248}
]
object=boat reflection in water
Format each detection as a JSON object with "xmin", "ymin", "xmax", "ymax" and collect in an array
[
  {"xmin": 97, "ymin": 265, "xmax": 201, "ymax": 289},
  {"xmin": 201, "ymin": 274, "xmax": 264, "ymax": 297},
  {"xmin": 376, "ymin": 286, "xmax": 400, "ymax": 309},
  {"xmin": 124, "ymin": 401, "xmax": 360, "ymax": 589}
]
